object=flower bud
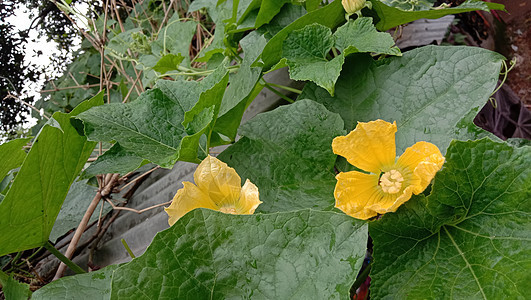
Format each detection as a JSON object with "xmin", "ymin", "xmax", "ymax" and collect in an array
[{"xmin": 342, "ymin": 0, "xmax": 366, "ymax": 15}]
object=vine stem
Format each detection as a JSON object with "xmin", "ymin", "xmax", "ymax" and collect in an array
[
  {"xmin": 263, "ymin": 81, "xmax": 302, "ymax": 94},
  {"xmin": 263, "ymin": 84, "xmax": 294, "ymax": 103},
  {"xmin": 44, "ymin": 241, "xmax": 86, "ymax": 275},
  {"xmin": 121, "ymin": 239, "xmax": 136, "ymax": 259}
]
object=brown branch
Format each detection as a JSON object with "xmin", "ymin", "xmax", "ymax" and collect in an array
[
  {"xmin": 118, "ymin": 166, "xmax": 160, "ymax": 192},
  {"xmin": 40, "ymin": 83, "xmax": 100, "ymax": 93},
  {"xmin": 105, "ymin": 198, "xmax": 171, "ymax": 214},
  {"xmin": 53, "ymin": 173, "xmax": 120, "ymax": 280}
]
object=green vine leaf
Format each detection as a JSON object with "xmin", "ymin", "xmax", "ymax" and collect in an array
[
  {"xmin": 283, "ymin": 24, "xmax": 344, "ymax": 96},
  {"xmin": 188, "ymin": 0, "xmax": 232, "ymax": 62},
  {"xmin": 111, "ymin": 209, "xmax": 368, "ymax": 299},
  {"xmin": 76, "ymin": 67, "xmax": 229, "ymax": 167},
  {"xmin": 152, "ymin": 53, "xmax": 184, "ymax": 74},
  {"xmin": 370, "ymin": 138, "xmax": 530, "ymax": 299},
  {"xmin": 282, "ymin": 18, "xmax": 401, "ymax": 96},
  {"xmin": 0, "ymin": 272, "xmax": 32, "ymax": 300},
  {"xmin": 261, "ymin": 0, "xmax": 345, "ymax": 70},
  {"xmin": 0, "ymin": 137, "xmax": 30, "ymax": 182},
  {"xmin": 80, "ymin": 143, "xmax": 148, "ymax": 179},
  {"xmin": 32, "ymin": 265, "xmax": 119, "ymax": 299},
  {"xmin": 300, "ymin": 46, "xmax": 504, "ymax": 154},
  {"xmin": 370, "ymin": 0, "xmax": 506, "ymax": 31},
  {"xmin": 0, "ymin": 93, "xmax": 103, "ymax": 256},
  {"xmin": 215, "ymin": 31, "xmax": 267, "ymax": 140},
  {"xmin": 334, "ymin": 17, "xmax": 401, "ymax": 56},
  {"xmin": 218, "ymin": 100, "xmax": 344, "ymax": 213}
]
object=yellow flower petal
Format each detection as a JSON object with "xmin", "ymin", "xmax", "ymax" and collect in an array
[
  {"xmin": 334, "ymin": 171, "xmax": 382, "ymax": 220},
  {"xmin": 367, "ymin": 185, "xmax": 414, "ymax": 214},
  {"xmin": 342, "ymin": 0, "xmax": 366, "ymax": 15},
  {"xmin": 397, "ymin": 141, "xmax": 444, "ymax": 194},
  {"xmin": 194, "ymin": 155, "xmax": 242, "ymax": 207},
  {"xmin": 236, "ymin": 179, "xmax": 262, "ymax": 214},
  {"xmin": 332, "ymin": 120, "xmax": 397, "ymax": 174},
  {"xmin": 164, "ymin": 182, "xmax": 217, "ymax": 226}
]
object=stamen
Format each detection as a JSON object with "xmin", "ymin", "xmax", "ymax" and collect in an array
[
  {"xmin": 379, "ymin": 170, "xmax": 404, "ymax": 194},
  {"xmin": 219, "ymin": 206, "xmax": 238, "ymax": 214}
]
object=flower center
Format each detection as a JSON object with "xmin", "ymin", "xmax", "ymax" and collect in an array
[
  {"xmin": 379, "ymin": 169, "xmax": 404, "ymax": 194},
  {"xmin": 219, "ymin": 206, "xmax": 238, "ymax": 214}
]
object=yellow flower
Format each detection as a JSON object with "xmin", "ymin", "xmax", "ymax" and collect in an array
[
  {"xmin": 342, "ymin": 0, "xmax": 367, "ymax": 15},
  {"xmin": 332, "ymin": 120, "xmax": 444, "ymax": 220},
  {"xmin": 164, "ymin": 155, "xmax": 262, "ymax": 226}
]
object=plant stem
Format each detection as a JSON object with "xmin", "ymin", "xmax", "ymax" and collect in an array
[
  {"xmin": 121, "ymin": 239, "xmax": 136, "ymax": 259},
  {"xmin": 44, "ymin": 241, "xmax": 86, "ymax": 275},
  {"xmin": 264, "ymin": 81, "xmax": 302, "ymax": 95},
  {"xmin": 351, "ymin": 262, "xmax": 372, "ymax": 291},
  {"xmin": 264, "ymin": 84, "xmax": 294, "ymax": 103}
]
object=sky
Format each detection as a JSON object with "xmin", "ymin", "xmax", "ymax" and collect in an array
[{"xmin": 6, "ymin": 5, "xmax": 84, "ymax": 126}]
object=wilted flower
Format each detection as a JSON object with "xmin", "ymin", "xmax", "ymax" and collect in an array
[
  {"xmin": 165, "ymin": 155, "xmax": 262, "ymax": 226},
  {"xmin": 342, "ymin": 0, "xmax": 367, "ymax": 15},
  {"xmin": 332, "ymin": 120, "xmax": 444, "ymax": 220}
]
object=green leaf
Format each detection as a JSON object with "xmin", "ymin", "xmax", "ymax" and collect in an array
[
  {"xmin": 49, "ymin": 179, "xmax": 112, "ymax": 243},
  {"xmin": 370, "ymin": 138, "xmax": 530, "ymax": 299},
  {"xmin": 1, "ymin": 273, "xmax": 31, "ymax": 300},
  {"xmin": 371, "ymin": 0, "xmax": 506, "ymax": 31},
  {"xmin": 300, "ymin": 46, "xmax": 504, "ymax": 154},
  {"xmin": 218, "ymin": 100, "xmax": 344, "ymax": 212},
  {"xmin": 189, "ymin": 0, "xmax": 232, "ymax": 62},
  {"xmin": 32, "ymin": 265, "xmax": 119, "ymax": 300},
  {"xmin": 282, "ymin": 19, "xmax": 400, "ymax": 96},
  {"xmin": 80, "ymin": 143, "xmax": 148, "ymax": 179},
  {"xmin": 105, "ymin": 28, "xmax": 142, "ymax": 57},
  {"xmin": 261, "ymin": 0, "xmax": 345, "ymax": 70},
  {"xmin": 259, "ymin": 4, "xmax": 307, "ymax": 39},
  {"xmin": 111, "ymin": 209, "xmax": 368, "ymax": 299},
  {"xmin": 0, "ymin": 93, "xmax": 103, "ymax": 257},
  {"xmin": 283, "ymin": 24, "xmax": 344, "ymax": 96},
  {"xmin": 0, "ymin": 138, "xmax": 30, "ymax": 182},
  {"xmin": 77, "ymin": 67, "xmax": 229, "ymax": 167},
  {"xmin": 152, "ymin": 17, "xmax": 197, "ymax": 63},
  {"xmin": 255, "ymin": 0, "xmax": 290, "ymax": 28},
  {"xmin": 215, "ymin": 31, "xmax": 267, "ymax": 140},
  {"xmin": 151, "ymin": 53, "xmax": 184, "ymax": 74},
  {"xmin": 334, "ymin": 17, "xmax": 401, "ymax": 56}
]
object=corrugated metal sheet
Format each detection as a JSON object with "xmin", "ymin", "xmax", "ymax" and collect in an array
[{"xmin": 394, "ymin": 15, "xmax": 455, "ymax": 49}]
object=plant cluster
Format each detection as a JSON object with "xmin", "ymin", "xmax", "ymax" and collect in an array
[{"xmin": 0, "ymin": 0, "xmax": 529, "ymax": 299}]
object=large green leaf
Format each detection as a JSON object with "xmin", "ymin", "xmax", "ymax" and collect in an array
[
  {"xmin": 370, "ymin": 138, "xmax": 530, "ymax": 299},
  {"xmin": 80, "ymin": 143, "xmax": 147, "ymax": 179},
  {"xmin": 0, "ymin": 93, "xmax": 103, "ymax": 256},
  {"xmin": 49, "ymin": 179, "xmax": 112, "ymax": 243},
  {"xmin": 214, "ymin": 31, "xmax": 267, "ymax": 140},
  {"xmin": 300, "ymin": 46, "xmax": 504, "ymax": 154},
  {"xmin": 218, "ymin": 100, "xmax": 344, "ymax": 212},
  {"xmin": 77, "ymin": 67, "xmax": 229, "ymax": 167},
  {"xmin": 261, "ymin": 0, "xmax": 345, "ymax": 70},
  {"xmin": 370, "ymin": 0, "xmax": 505, "ymax": 31},
  {"xmin": 111, "ymin": 209, "xmax": 367, "ymax": 299},
  {"xmin": 32, "ymin": 265, "xmax": 119, "ymax": 300},
  {"xmin": 0, "ymin": 138, "xmax": 30, "ymax": 181}
]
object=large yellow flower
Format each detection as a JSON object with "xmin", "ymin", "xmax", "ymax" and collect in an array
[
  {"xmin": 332, "ymin": 120, "xmax": 444, "ymax": 220},
  {"xmin": 164, "ymin": 155, "xmax": 262, "ymax": 226}
]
